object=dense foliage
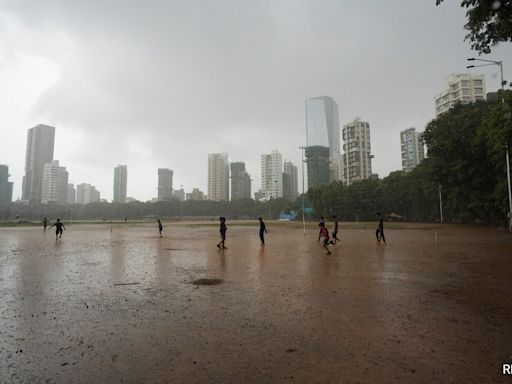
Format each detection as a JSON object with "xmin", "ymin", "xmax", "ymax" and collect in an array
[{"xmin": 0, "ymin": 197, "xmax": 307, "ymax": 223}]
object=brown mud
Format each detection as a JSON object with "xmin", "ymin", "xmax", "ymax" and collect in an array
[{"xmin": 0, "ymin": 223, "xmax": 511, "ymax": 383}]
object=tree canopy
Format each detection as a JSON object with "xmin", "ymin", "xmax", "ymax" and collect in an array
[{"xmin": 436, "ymin": 0, "xmax": 512, "ymax": 54}]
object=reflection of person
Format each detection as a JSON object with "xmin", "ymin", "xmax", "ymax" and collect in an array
[
  {"xmin": 320, "ymin": 222, "xmax": 331, "ymax": 255},
  {"xmin": 376, "ymin": 216, "xmax": 386, "ymax": 245},
  {"xmin": 158, "ymin": 219, "xmax": 163, "ymax": 237},
  {"xmin": 331, "ymin": 215, "xmax": 340, "ymax": 244},
  {"xmin": 317, "ymin": 216, "xmax": 325, "ymax": 241},
  {"xmin": 43, "ymin": 217, "xmax": 48, "ymax": 232},
  {"xmin": 49, "ymin": 219, "xmax": 65, "ymax": 240},
  {"xmin": 258, "ymin": 217, "xmax": 267, "ymax": 245},
  {"xmin": 217, "ymin": 217, "xmax": 227, "ymax": 249}
]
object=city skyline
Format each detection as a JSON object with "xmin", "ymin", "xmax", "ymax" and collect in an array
[{"xmin": 1, "ymin": 2, "xmax": 512, "ymax": 201}]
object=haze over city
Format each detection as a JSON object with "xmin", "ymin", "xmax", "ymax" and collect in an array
[{"xmin": 1, "ymin": 0, "xmax": 511, "ymax": 201}]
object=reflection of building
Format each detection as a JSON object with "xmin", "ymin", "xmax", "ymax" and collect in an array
[
  {"xmin": 261, "ymin": 150, "xmax": 283, "ymax": 201},
  {"xmin": 305, "ymin": 146, "xmax": 330, "ymax": 189},
  {"xmin": 157, "ymin": 168, "xmax": 173, "ymax": 201},
  {"xmin": 76, "ymin": 183, "xmax": 100, "ymax": 204},
  {"xmin": 343, "ymin": 117, "xmax": 373, "ymax": 183},
  {"xmin": 67, "ymin": 183, "xmax": 76, "ymax": 204},
  {"xmin": 113, "ymin": 165, "xmax": 128, "ymax": 203},
  {"xmin": 208, "ymin": 153, "xmax": 229, "ymax": 201},
  {"xmin": 41, "ymin": 160, "xmax": 68, "ymax": 205},
  {"xmin": 400, "ymin": 128, "xmax": 425, "ymax": 172},
  {"xmin": 283, "ymin": 161, "xmax": 298, "ymax": 201},
  {"xmin": 22, "ymin": 124, "xmax": 55, "ymax": 203},
  {"xmin": 305, "ymin": 96, "xmax": 343, "ymax": 185},
  {"xmin": 434, "ymin": 73, "xmax": 486, "ymax": 116},
  {"xmin": 172, "ymin": 188, "xmax": 185, "ymax": 201},
  {"xmin": 0, "ymin": 165, "xmax": 13, "ymax": 204},
  {"xmin": 186, "ymin": 188, "xmax": 206, "ymax": 201},
  {"xmin": 230, "ymin": 162, "xmax": 251, "ymax": 200}
]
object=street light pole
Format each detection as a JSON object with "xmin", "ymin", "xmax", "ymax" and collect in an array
[
  {"xmin": 299, "ymin": 146, "xmax": 306, "ymax": 235},
  {"xmin": 467, "ymin": 57, "xmax": 511, "ymax": 232}
]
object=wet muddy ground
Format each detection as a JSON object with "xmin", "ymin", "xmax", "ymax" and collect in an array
[{"xmin": 1, "ymin": 222, "xmax": 511, "ymax": 383}]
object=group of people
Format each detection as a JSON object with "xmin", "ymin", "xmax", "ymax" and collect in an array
[{"xmin": 42, "ymin": 214, "xmax": 386, "ymax": 251}]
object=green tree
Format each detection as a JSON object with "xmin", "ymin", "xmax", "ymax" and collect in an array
[{"xmin": 436, "ymin": 0, "xmax": 512, "ymax": 54}]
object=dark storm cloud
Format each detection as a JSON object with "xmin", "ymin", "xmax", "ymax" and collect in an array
[{"xmin": 1, "ymin": 0, "xmax": 511, "ymax": 200}]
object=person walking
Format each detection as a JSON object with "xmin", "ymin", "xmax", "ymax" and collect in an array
[
  {"xmin": 376, "ymin": 215, "xmax": 386, "ymax": 245},
  {"xmin": 49, "ymin": 219, "xmax": 65, "ymax": 240},
  {"xmin": 331, "ymin": 215, "xmax": 341, "ymax": 244},
  {"xmin": 258, "ymin": 217, "xmax": 267, "ymax": 245},
  {"xmin": 43, "ymin": 217, "xmax": 48, "ymax": 232},
  {"xmin": 319, "ymin": 222, "xmax": 332, "ymax": 255},
  {"xmin": 157, "ymin": 219, "xmax": 163, "ymax": 238},
  {"xmin": 217, "ymin": 217, "xmax": 227, "ymax": 249}
]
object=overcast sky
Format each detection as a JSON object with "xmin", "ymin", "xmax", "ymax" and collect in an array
[{"xmin": 1, "ymin": 0, "xmax": 511, "ymax": 202}]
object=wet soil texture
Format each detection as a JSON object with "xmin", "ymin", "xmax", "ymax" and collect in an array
[{"xmin": 1, "ymin": 223, "xmax": 511, "ymax": 383}]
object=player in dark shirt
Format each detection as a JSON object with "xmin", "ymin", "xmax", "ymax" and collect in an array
[
  {"xmin": 331, "ymin": 215, "xmax": 341, "ymax": 244},
  {"xmin": 49, "ymin": 219, "xmax": 65, "ymax": 240},
  {"xmin": 258, "ymin": 217, "xmax": 267, "ymax": 245},
  {"xmin": 217, "ymin": 217, "xmax": 227, "ymax": 249},
  {"xmin": 376, "ymin": 216, "xmax": 386, "ymax": 245},
  {"xmin": 158, "ymin": 219, "xmax": 163, "ymax": 238}
]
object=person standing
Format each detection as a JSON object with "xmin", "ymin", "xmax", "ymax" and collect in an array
[
  {"xmin": 217, "ymin": 217, "xmax": 227, "ymax": 249},
  {"xmin": 49, "ymin": 219, "xmax": 65, "ymax": 240},
  {"xmin": 43, "ymin": 217, "xmax": 48, "ymax": 232},
  {"xmin": 331, "ymin": 215, "xmax": 341, "ymax": 244},
  {"xmin": 258, "ymin": 217, "xmax": 267, "ymax": 245},
  {"xmin": 157, "ymin": 219, "xmax": 163, "ymax": 238}
]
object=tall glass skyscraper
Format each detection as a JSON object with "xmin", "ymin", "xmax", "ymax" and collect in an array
[{"xmin": 305, "ymin": 96, "xmax": 342, "ymax": 186}]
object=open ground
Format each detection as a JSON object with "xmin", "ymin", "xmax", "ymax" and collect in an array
[{"xmin": 1, "ymin": 222, "xmax": 511, "ymax": 383}]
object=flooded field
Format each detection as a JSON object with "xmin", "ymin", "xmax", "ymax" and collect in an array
[{"xmin": 0, "ymin": 222, "xmax": 511, "ymax": 383}]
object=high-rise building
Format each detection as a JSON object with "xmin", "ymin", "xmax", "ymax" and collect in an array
[
  {"xmin": 305, "ymin": 96, "xmax": 343, "ymax": 185},
  {"xmin": 76, "ymin": 183, "xmax": 100, "ymax": 204},
  {"xmin": 22, "ymin": 124, "xmax": 55, "ymax": 203},
  {"xmin": 261, "ymin": 150, "xmax": 283, "ymax": 201},
  {"xmin": 434, "ymin": 73, "xmax": 486, "ymax": 116},
  {"xmin": 208, "ymin": 154, "xmax": 229, "ymax": 201},
  {"xmin": 67, "ymin": 183, "xmax": 76, "ymax": 205},
  {"xmin": 305, "ymin": 146, "xmax": 330, "ymax": 188},
  {"xmin": 113, "ymin": 165, "xmax": 128, "ymax": 203},
  {"xmin": 283, "ymin": 161, "xmax": 298, "ymax": 201},
  {"xmin": 157, "ymin": 168, "xmax": 173, "ymax": 201},
  {"xmin": 186, "ymin": 188, "xmax": 206, "ymax": 201},
  {"xmin": 343, "ymin": 117, "xmax": 373, "ymax": 184},
  {"xmin": 41, "ymin": 160, "xmax": 68, "ymax": 205},
  {"xmin": 172, "ymin": 188, "xmax": 185, "ymax": 201},
  {"xmin": 230, "ymin": 162, "xmax": 251, "ymax": 200},
  {"xmin": 400, "ymin": 128, "xmax": 425, "ymax": 172},
  {"xmin": 0, "ymin": 165, "xmax": 13, "ymax": 204}
]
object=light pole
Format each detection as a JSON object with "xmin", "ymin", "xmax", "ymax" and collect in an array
[
  {"xmin": 438, "ymin": 184, "xmax": 443, "ymax": 223},
  {"xmin": 299, "ymin": 146, "xmax": 307, "ymax": 235},
  {"xmin": 467, "ymin": 57, "xmax": 511, "ymax": 232}
]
